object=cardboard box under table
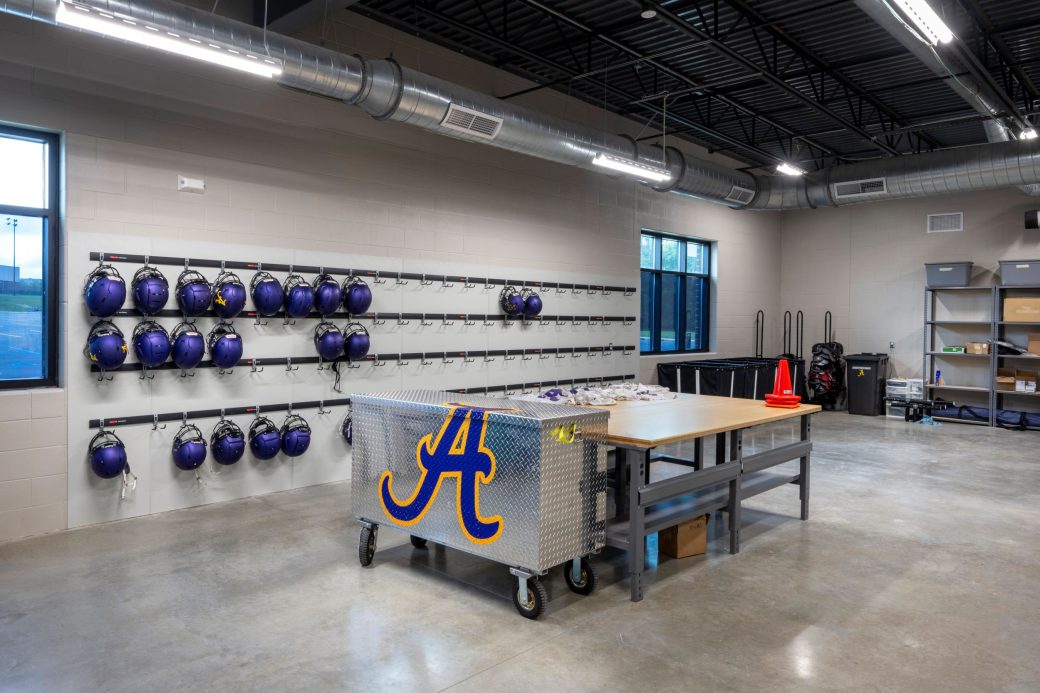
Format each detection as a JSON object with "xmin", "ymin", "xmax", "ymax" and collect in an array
[
  {"xmin": 599, "ymin": 394, "xmax": 820, "ymax": 602},
  {"xmin": 659, "ymin": 515, "xmax": 708, "ymax": 559}
]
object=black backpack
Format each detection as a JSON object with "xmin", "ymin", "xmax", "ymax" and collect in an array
[{"xmin": 807, "ymin": 341, "xmax": 845, "ymax": 406}]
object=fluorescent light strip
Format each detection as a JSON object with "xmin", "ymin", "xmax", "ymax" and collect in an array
[
  {"xmin": 592, "ymin": 153, "xmax": 672, "ymax": 183},
  {"xmin": 891, "ymin": 0, "xmax": 953, "ymax": 45},
  {"xmin": 776, "ymin": 163, "xmax": 806, "ymax": 176},
  {"xmin": 56, "ymin": 1, "xmax": 282, "ymax": 79}
]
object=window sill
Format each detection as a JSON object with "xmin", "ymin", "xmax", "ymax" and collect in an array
[{"xmin": 639, "ymin": 352, "xmax": 718, "ymax": 359}]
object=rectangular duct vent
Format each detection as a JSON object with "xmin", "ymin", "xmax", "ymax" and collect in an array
[
  {"xmin": 927, "ymin": 212, "xmax": 964, "ymax": 233},
  {"xmin": 725, "ymin": 186, "xmax": 755, "ymax": 205},
  {"xmin": 833, "ymin": 177, "xmax": 887, "ymax": 199},
  {"xmin": 440, "ymin": 104, "xmax": 503, "ymax": 140}
]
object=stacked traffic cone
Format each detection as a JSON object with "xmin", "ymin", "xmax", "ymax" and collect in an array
[{"xmin": 765, "ymin": 359, "xmax": 802, "ymax": 408}]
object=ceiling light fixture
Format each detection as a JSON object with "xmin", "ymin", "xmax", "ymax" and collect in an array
[
  {"xmin": 891, "ymin": 0, "xmax": 953, "ymax": 45},
  {"xmin": 592, "ymin": 153, "xmax": 671, "ymax": 183},
  {"xmin": 1021, "ymin": 128, "xmax": 1038, "ymax": 140},
  {"xmin": 55, "ymin": 0, "xmax": 283, "ymax": 78},
  {"xmin": 776, "ymin": 163, "xmax": 806, "ymax": 176},
  {"xmin": 640, "ymin": 3, "xmax": 658, "ymax": 19}
]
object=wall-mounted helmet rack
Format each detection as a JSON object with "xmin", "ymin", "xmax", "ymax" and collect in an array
[
  {"xmin": 89, "ymin": 252, "xmax": 638, "ymax": 296},
  {"xmin": 89, "ymin": 343, "xmax": 636, "ymax": 374},
  {"xmin": 87, "ymin": 373, "xmax": 637, "ymax": 429},
  {"xmin": 93, "ymin": 307, "xmax": 638, "ymax": 324}
]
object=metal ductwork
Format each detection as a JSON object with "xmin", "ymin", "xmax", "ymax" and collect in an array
[
  {"xmin": 4, "ymin": 0, "xmax": 1040, "ymax": 210},
  {"xmin": 0, "ymin": 0, "xmax": 366, "ymax": 99},
  {"xmin": 854, "ymin": 0, "xmax": 1040, "ymax": 197},
  {"xmin": 751, "ymin": 137, "xmax": 1040, "ymax": 210}
]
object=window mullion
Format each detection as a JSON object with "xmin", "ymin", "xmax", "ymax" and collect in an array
[{"xmin": 654, "ymin": 269, "xmax": 662, "ymax": 352}]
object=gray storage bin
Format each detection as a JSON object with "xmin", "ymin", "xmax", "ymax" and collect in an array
[
  {"xmin": 925, "ymin": 261, "xmax": 973, "ymax": 287},
  {"xmin": 998, "ymin": 259, "xmax": 1040, "ymax": 286}
]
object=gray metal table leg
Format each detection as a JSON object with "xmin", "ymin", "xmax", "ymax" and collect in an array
[
  {"xmin": 693, "ymin": 437, "xmax": 703, "ymax": 471},
  {"xmin": 614, "ymin": 448, "xmax": 628, "ymax": 518},
  {"xmin": 628, "ymin": 449, "xmax": 647, "ymax": 602},
  {"xmin": 800, "ymin": 414, "xmax": 811, "ymax": 521},
  {"xmin": 728, "ymin": 477, "xmax": 741, "ymax": 554},
  {"xmin": 729, "ymin": 429, "xmax": 743, "ymax": 553}
]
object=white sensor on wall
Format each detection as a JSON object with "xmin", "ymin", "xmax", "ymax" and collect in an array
[{"xmin": 178, "ymin": 176, "xmax": 206, "ymax": 194}]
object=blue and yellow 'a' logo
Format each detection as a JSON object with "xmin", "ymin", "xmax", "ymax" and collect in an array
[{"xmin": 379, "ymin": 403, "xmax": 515, "ymax": 544}]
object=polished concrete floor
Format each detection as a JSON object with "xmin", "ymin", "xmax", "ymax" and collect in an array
[{"xmin": 2, "ymin": 412, "xmax": 1039, "ymax": 692}]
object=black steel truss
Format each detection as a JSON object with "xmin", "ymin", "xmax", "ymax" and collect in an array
[{"xmin": 270, "ymin": 0, "xmax": 1040, "ymax": 170}]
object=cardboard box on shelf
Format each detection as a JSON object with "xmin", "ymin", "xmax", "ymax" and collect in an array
[
  {"xmin": 1003, "ymin": 297, "xmax": 1040, "ymax": 322},
  {"xmin": 1015, "ymin": 370, "xmax": 1038, "ymax": 393},
  {"xmin": 659, "ymin": 515, "xmax": 708, "ymax": 559},
  {"xmin": 1029, "ymin": 334, "xmax": 1040, "ymax": 356},
  {"xmin": 966, "ymin": 342, "xmax": 990, "ymax": 355},
  {"xmin": 996, "ymin": 368, "xmax": 1016, "ymax": 392}
]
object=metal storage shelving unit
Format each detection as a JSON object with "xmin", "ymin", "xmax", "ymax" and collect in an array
[
  {"xmin": 994, "ymin": 285, "xmax": 1040, "ymax": 429},
  {"xmin": 924, "ymin": 284, "xmax": 1040, "ymax": 428},
  {"xmin": 923, "ymin": 286, "xmax": 996, "ymax": 426}
]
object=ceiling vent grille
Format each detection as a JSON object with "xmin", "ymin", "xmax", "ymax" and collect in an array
[
  {"xmin": 833, "ymin": 177, "xmax": 887, "ymax": 199},
  {"xmin": 440, "ymin": 104, "xmax": 503, "ymax": 140},
  {"xmin": 725, "ymin": 185, "xmax": 756, "ymax": 205},
  {"xmin": 927, "ymin": 212, "xmax": 964, "ymax": 233}
]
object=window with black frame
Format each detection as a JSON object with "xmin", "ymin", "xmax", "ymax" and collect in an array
[
  {"xmin": 639, "ymin": 230, "xmax": 710, "ymax": 354},
  {"xmin": 0, "ymin": 125, "xmax": 59, "ymax": 388}
]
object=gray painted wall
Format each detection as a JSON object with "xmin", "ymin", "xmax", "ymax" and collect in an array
[
  {"xmin": 0, "ymin": 9, "xmax": 782, "ymax": 541},
  {"xmin": 779, "ymin": 187, "xmax": 1040, "ymax": 403}
]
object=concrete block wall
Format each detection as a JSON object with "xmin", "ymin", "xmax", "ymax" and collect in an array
[
  {"xmin": 779, "ymin": 188, "xmax": 1040, "ymax": 382},
  {"xmin": 0, "ymin": 389, "xmax": 67, "ymax": 542},
  {"xmin": 0, "ymin": 8, "xmax": 782, "ymax": 542}
]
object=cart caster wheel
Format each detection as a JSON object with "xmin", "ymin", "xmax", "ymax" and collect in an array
[
  {"xmin": 512, "ymin": 576, "xmax": 547, "ymax": 620},
  {"xmin": 410, "ymin": 535, "xmax": 428, "ymax": 549},
  {"xmin": 564, "ymin": 557, "xmax": 597, "ymax": 596},
  {"xmin": 358, "ymin": 526, "xmax": 376, "ymax": 567}
]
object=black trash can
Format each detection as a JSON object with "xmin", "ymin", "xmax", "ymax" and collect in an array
[{"xmin": 845, "ymin": 353, "xmax": 890, "ymax": 415}]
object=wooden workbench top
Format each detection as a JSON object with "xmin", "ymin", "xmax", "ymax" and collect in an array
[{"xmin": 594, "ymin": 394, "xmax": 821, "ymax": 449}]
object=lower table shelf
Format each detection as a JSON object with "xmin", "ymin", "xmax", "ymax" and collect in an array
[{"xmin": 604, "ymin": 471, "xmax": 800, "ymax": 549}]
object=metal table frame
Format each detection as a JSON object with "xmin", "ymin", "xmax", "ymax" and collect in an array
[{"xmin": 607, "ymin": 413, "xmax": 812, "ymax": 602}]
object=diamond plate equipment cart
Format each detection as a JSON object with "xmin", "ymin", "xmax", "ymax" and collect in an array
[{"xmin": 351, "ymin": 391, "xmax": 609, "ymax": 619}]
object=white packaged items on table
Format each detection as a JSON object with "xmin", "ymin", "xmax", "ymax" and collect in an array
[{"xmin": 520, "ymin": 382, "xmax": 675, "ymax": 406}]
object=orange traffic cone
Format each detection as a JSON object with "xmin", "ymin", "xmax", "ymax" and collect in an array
[{"xmin": 765, "ymin": 359, "xmax": 802, "ymax": 408}]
